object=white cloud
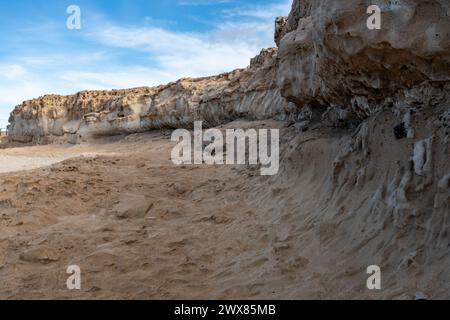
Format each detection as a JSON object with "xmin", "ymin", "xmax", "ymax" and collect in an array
[
  {"xmin": 0, "ymin": 64, "xmax": 49, "ymax": 128},
  {"xmin": 0, "ymin": 64, "xmax": 28, "ymax": 79},
  {"xmin": 86, "ymin": 1, "xmax": 293, "ymax": 78},
  {"xmin": 59, "ymin": 67, "xmax": 178, "ymax": 89},
  {"xmin": 89, "ymin": 18, "xmax": 276, "ymax": 78},
  {"xmin": 222, "ymin": 0, "xmax": 291, "ymax": 19},
  {"xmin": 178, "ymin": 0, "xmax": 232, "ymax": 6}
]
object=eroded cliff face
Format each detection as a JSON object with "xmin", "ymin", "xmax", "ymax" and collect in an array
[
  {"xmin": 8, "ymin": 48, "xmax": 295, "ymax": 143},
  {"xmin": 266, "ymin": 0, "xmax": 449, "ymax": 298},
  {"xmin": 9, "ymin": 1, "xmax": 449, "ymax": 142},
  {"xmin": 276, "ymin": 0, "xmax": 450, "ymax": 119}
]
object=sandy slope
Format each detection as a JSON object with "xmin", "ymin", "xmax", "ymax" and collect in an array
[
  {"xmin": 0, "ymin": 128, "xmax": 270, "ymax": 299},
  {"xmin": 0, "ymin": 118, "xmax": 448, "ymax": 299}
]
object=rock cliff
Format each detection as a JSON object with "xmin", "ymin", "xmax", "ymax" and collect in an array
[
  {"xmin": 8, "ymin": 1, "xmax": 450, "ymax": 143},
  {"xmin": 8, "ymin": 48, "xmax": 295, "ymax": 143},
  {"xmin": 276, "ymin": 0, "xmax": 450, "ymax": 121}
]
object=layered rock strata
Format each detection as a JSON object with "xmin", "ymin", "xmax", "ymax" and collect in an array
[{"xmin": 8, "ymin": 48, "xmax": 295, "ymax": 143}]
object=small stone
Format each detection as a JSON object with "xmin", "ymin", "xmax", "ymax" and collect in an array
[
  {"xmin": 394, "ymin": 123, "xmax": 407, "ymax": 140},
  {"xmin": 20, "ymin": 246, "xmax": 60, "ymax": 264},
  {"xmin": 438, "ymin": 174, "xmax": 450, "ymax": 189},
  {"xmin": 294, "ymin": 121, "xmax": 310, "ymax": 132}
]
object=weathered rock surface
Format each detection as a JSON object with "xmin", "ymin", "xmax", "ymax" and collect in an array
[
  {"xmin": 274, "ymin": 16, "xmax": 288, "ymax": 47},
  {"xmin": 8, "ymin": 1, "xmax": 450, "ymax": 142},
  {"xmin": 8, "ymin": 48, "xmax": 295, "ymax": 143},
  {"xmin": 276, "ymin": 0, "xmax": 450, "ymax": 118}
]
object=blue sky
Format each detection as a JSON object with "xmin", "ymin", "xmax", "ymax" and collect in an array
[{"xmin": 0, "ymin": 0, "xmax": 291, "ymax": 128}]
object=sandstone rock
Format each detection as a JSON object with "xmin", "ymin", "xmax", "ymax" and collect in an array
[
  {"xmin": 276, "ymin": 0, "xmax": 450, "ymax": 116},
  {"xmin": 20, "ymin": 246, "xmax": 60, "ymax": 264},
  {"xmin": 438, "ymin": 173, "xmax": 450, "ymax": 189},
  {"xmin": 412, "ymin": 137, "xmax": 433, "ymax": 177},
  {"xmin": 8, "ymin": 1, "xmax": 450, "ymax": 144},
  {"xmin": 112, "ymin": 196, "xmax": 154, "ymax": 220},
  {"xmin": 274, "ymin": 16, "xmax": 288, "ymax": 46},
  {"xmin": 8, "ymin": 49, "xmax": 295, "ymax": 143}
]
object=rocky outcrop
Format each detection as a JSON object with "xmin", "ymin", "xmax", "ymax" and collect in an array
[
  {"xmin": 276, "ymin": 0, "xmax": 450, "ymax": 119},
  {"xmin": 267, "ymin": 0, "xmax": 449, "ymax": 298},
  {"xmin": 8, "ymin": 48, "xmax": 295, "ymax": 143},
  {"xmin": 274, "ymin": 16, "xmax": 288, "ymax": 46},
  {"xmin": 9, "ymin": 1, "xmax": 450, "ymax": 143}
]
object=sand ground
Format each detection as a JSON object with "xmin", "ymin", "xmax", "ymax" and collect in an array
[
  {"xmin": 0, "ymin": 128, "xmax": 283, "ymax": 299},
  {"xmin": 0, "ymin": 118, "xmax": 448, "ymax": 299}
]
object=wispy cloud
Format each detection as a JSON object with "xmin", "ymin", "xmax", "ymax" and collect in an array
[
  {"xmin": 178, "ymin": 0, "xmax": 233, "ymax": 6},
  {"xmin": 222, "ymin": 0, "xmax": 291, "ymax": 19},
  {"xmin": 89, "ymin": 24, "xmax": 263, "ymax": 77}
]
